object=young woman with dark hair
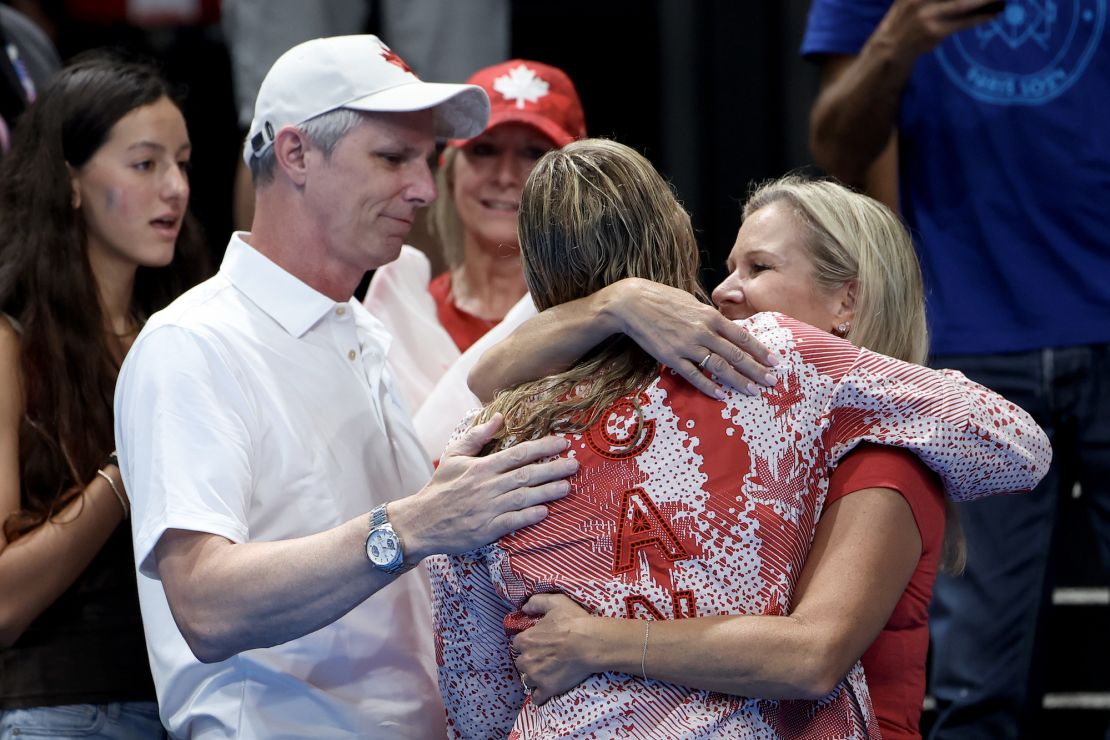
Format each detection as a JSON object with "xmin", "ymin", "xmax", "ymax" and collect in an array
[{"xmin": 0, "ymin": 52, "xmax": 208, "ymax": 738}]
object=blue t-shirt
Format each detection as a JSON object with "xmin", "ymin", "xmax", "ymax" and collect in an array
[{"xmin": 803, "ymin": 0, "xmax": 1110, "ymax": 355}]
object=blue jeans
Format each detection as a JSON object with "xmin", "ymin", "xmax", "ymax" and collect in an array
[
  {"xmin": 927, "ymin": 344, "xmax": 1110, "ymax": 739},
  {"xmin": 0, "ymin": 702, "xmax": 165, "ymax": 739}
]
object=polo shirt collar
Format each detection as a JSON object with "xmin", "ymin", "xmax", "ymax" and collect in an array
[{"xmin": 220, "ymin": 233, "xmax": 341, "ymax": 338}]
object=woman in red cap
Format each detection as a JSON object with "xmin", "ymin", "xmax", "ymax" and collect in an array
[{"xmin": 363, "ymin": 60, "xmax": 586, "ymax": 420}]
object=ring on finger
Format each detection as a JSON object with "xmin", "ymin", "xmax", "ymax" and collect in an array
[{"xmin": 698, "ymin": 353, "xmax": 712, "ymax": 369}]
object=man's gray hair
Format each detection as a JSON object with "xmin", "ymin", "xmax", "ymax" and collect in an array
[{"xmin": 248, "ymin": 108, "xmax": 369, "ymax": 186}]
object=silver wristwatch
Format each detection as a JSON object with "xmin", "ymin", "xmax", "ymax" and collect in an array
[{"xmin": 365, "ymin": 504, "xmax": 409, "ymax": 574}]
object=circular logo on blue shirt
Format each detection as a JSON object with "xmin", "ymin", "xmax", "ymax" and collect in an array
[{"xmin": 937, "ymin": 0, "xmax": 1105, "ymax": 105}]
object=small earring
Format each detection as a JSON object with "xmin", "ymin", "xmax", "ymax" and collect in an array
[{"xmin": 836, "ymin": 321, "xmax": 850, "ymax": 336}]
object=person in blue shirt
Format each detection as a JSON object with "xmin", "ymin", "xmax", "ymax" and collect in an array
[{"xmin": 801, "ymin": 1, "xmax": 1109, "ymax": 737}]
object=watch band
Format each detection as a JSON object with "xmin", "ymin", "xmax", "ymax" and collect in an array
[
  {"xmin": 370, "ymin": 503, "xmax": 388, "ymax": 529},
  {"xmin": 366, "ymin": 504, "xmax": 412, "ymax": 575}
]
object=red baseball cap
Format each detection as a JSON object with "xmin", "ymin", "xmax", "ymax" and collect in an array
[{"xmin": 449, "ymin": 59, "xmax": 586, "ymax": 149}]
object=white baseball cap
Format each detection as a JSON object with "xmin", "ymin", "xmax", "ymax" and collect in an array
[{"xmin": 243, "ymin": 35, "xmax": 490, "ymax": 165}]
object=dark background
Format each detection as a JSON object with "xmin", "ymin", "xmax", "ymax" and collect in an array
[
  {"xmin": 510, "ymin": 0, "xmax": 820, "ymax": 290},
  {"xmin": 7, "ymin": 0, "xmax": 820, "ymax": 292}
]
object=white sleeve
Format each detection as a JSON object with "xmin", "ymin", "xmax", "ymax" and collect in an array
[
  {"xmin": 413, "ymin": 295, "xmax": 538, "ymax": 460},
  {"xmin": 827, "ymin": 348, "xmax": 1052, "ymax": 501},
  {"xmin": 362, "ymin": 245, "xmax": 460, "ymax": 413},
  {"xmin": 115, "ymin": 324, "xmax": 257, "ymax": 578}
]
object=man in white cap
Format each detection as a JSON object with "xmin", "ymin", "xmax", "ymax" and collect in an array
[{"xmin": 114, "ymin": 35, "xmax": 577, "ymax": 738}]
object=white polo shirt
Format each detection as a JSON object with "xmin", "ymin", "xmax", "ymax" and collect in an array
[{"xmin": 115, "ymin": 234, "xmax": 443, "ymax": 739}]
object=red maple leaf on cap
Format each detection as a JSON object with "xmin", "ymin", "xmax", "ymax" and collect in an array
[{"xmin": 381, "ymin": 47, "xmax": 413, "ymax": 74}]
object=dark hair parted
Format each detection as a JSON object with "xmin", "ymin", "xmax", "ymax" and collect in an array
[
  {"xmin": 478, "ymin": 139, "xmax": 705, "ymax": 451},
  {"xmin": 0, "ymin": 51, "xmax": 209, "ymax": 540}
]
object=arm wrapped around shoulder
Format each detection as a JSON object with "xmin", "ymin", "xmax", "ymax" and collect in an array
[{"xmin": 827, "ymin": 350, "xmax": 1051, "ymax": 502}]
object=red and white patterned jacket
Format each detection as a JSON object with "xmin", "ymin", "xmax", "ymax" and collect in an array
[{"xmin": 429, "ymin": 313, "xmax": 1050, "ymax": 739}]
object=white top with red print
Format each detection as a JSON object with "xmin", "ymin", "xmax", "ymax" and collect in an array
[{"xmin": 429, "ymin": 312, "xmax": 1050, "ymax": 740}]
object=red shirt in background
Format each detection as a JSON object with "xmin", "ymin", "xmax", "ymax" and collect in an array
[{"xmin": 428, "ymin": 273, "xmax": 501, "ymax": 353}]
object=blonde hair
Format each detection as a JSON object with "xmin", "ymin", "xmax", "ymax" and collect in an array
[
  {"xmin": 743, "ymin": 175, "xmax": 928, "ymax": 365},
  {"xmin": 428, "ymin": 146, "xmax": 466, "ymax": 270},
  {"xmin": 745, "ymin": 176, "xmax": 965, "ymax": 571},
  {"xmin": 477, "ymin": 139, "xmax": 706, "ymax": 450}
]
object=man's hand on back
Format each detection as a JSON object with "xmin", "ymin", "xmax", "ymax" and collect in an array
[{"xmin": 391, "ymin": 413, "xmax": 577, "ymax": 560}]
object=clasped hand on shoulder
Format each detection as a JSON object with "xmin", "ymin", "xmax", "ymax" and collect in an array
[
  {"xmin": 607, "ymin": 279, "xmax": 778, "ymax": 399},
  {"xmin": 391, "ymin": 414, "xmax": 577, "ymax": 560}
]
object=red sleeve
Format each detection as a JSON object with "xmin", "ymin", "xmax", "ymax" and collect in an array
[
  {"xmin": 828, "ymin": 446, "xmax": 946, "ymax": 740},
  {"xmin": 827, "ymin": 442, "xmax": 944, "ymax": 545}
]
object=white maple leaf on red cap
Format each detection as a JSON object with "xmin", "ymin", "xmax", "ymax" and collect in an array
[{"xmin": 492, "ymin": 65, "xmax": 550, "ymax": 110}]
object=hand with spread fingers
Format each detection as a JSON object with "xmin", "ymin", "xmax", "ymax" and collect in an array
[
  {"xmin": 468, "ymin": 276, "xmax": 779, "ymax": 403},
  {"xmin": 604, "ymin": 278, "xmax": 780, "ymax": 399},
  {"xmin": 390, "ymin": 413, "xmax": 578, "ymax": 561}
]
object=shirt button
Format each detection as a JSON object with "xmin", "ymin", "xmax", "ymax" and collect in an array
[
  {"xmin": 336, "ymin": 306, "xmax": 346, "ymax": 316},
  {"xmin": 348, "ymin": 350, "xmax": 357, "ymax": 361}
]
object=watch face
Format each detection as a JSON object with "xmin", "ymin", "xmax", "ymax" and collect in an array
[{"xmin": 366, "ymin": 528, "xmax": 401, "ymax": 568}]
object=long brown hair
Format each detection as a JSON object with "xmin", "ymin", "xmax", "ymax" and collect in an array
[
  {"xmin": 478, "ymin": 139, "xmax": 705, "ymax": 450},
  {"xmin": 0, "ymin": 52, "xmax": 209, "ymax": 540}
]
